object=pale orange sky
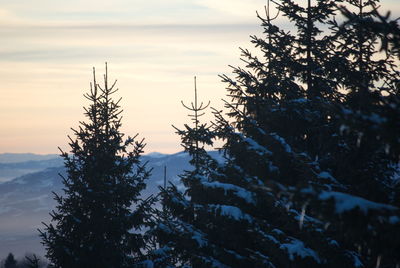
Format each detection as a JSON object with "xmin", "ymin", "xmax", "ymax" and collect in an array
[{"xmin": 1, "ymin": 0, "xmax": 399, "ymax": 154}]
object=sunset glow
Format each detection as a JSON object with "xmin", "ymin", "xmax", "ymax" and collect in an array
[{"xmin": 1, "ymin": 0, "xmax": 399, "ymax": 154}]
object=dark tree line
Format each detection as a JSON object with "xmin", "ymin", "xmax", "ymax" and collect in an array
[
  {"xmin": 0, "ymin": 253, "xmax": 46, "ymax": 268},
  {"xmin": 39, "ymin": 0, "xmax": 400, "ymax": 267}
]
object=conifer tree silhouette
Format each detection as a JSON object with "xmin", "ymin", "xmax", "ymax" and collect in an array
[
  {"xmin": 24, "ymin": 254, "xmax": 41, "ymax": 268},
  {"xmin": 40, "ymin": 64, "xmax": 152, "ymax": 268},
  {"xmin": 4, "ymin": 253, "xmax": 17, "ymax": 268},
  {"xmin": 179, "ymin": 76, "xmax": 211, "ymax": 171},
  {"xmin": 148, "ymin": 77, "xmax": 219, "ymax": 267}
]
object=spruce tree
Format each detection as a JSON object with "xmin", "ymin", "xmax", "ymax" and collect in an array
[
  {"xmin": 150, "ymin": 77, "xmax": 223, "ymax": 267},
  {"xmin": 337, "ymin": 2, "xmax": 400, "ymax": 156},
  {"xmin": 154, "ymin": 0, "xmax": 400, "ymax": 267},
  {"xmin": 39, "ymin": 64, "xmax": 151, "ymax": 268},
  {"xmin": 300, "ymin": 1, "xmax": 400, "ymax": 266},
  {"xmin": 24, "ymin": 254, "xmax": 41, "ymax": 268},
  {"xmin": 217, "ymin": 0, "xmax": 400, "ymax": 266},
  {"xmin": 4, "ymin": 253, "xmax": 17, "ymax": 268}
]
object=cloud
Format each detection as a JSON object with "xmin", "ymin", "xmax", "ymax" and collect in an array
[
  {"xmin": 194, "ymin": 0, "xmax": 266, "ymax": 17},
  {"xmin": 1, "ymin": 0, "xmax": 399, "ymax": 28},
  {"xmin": 0, "ymin": 0, "xmax": 267, "ymax": 27},
  {"xmin": 1, "ymin": 0, "xmax": 399, "ymax": 154},
  {"xmin": 0, "ymin": 19, "xmax": 258, "ymax": 153},
  {"xmin": 0, "ymin": 8, "xmax": 27, "ymax": 25}
]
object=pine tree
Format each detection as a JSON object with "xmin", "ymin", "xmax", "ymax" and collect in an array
[
  {"xmin": 215, "ymin": 0, "xmax": 400, "ymax": 266},
  {"xmin": 39, "ymin": 64, "xmax": 151, "ymax": 268},
  {"xmin": 300, "ymin": 1, "xmax": 400, "ymax": 266},
  {"xmin": 337, "ymin": 0, "xmax": 400, "ymax": 156},
  {"xmin": 200, "ymin": 2, "xmax": 352, "ymax": 265},
  {"xmin": 154, "ymin": 0, "xmax": 400, "ymax": 267},
  {"xmin": 150, "ymin": 77, "xmax": 224, "ymax": 267},
  {"xmin": 24, "ymin": 254, "xmax": 41, "ymax": 268},
  {"xmin": 4, "ymin": 253, "xmax": 17, "ymax": 268},
  {"xmin": 154, "ymin": 7, "xmax": 349, "ymax": 263}
]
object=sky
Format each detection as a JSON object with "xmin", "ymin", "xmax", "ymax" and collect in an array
[{"xmin": 1, "ymin": 0, "xmax": 399, "ymax": 154}]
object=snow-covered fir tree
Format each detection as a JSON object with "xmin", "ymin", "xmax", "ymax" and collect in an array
[
  {"xmin": 301, "ymin": 1, "xmax": 400, "ymax": 266},
  {"xmin": 151, "ymin": 0, "xmax": 400, "ymax": 267},
  {"xmin": 147, "ymin": 77, "xmax": 220, "ymax": 267},
  {"xmin": 40, "ymin": 64, "xmax": 152, "ymax": 268}
]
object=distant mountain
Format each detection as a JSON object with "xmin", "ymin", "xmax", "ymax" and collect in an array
[
  {"xmin": 0, "ymin": 152, "xmax": 192, "ymax": 183},
  {"xmin": 0, "ymin": 153, "xmax": 59, "ymax": 164},
  {"xmin": 0, "ymin": 151, "xmax": 225, "ymax": 258},
  {"xmin": 0, "ymin": 158, "xmax": 63, "ymax": 182},
  {"xmin": 0, "ymin": 167, "xmax": 65, "ymax": 259}
]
